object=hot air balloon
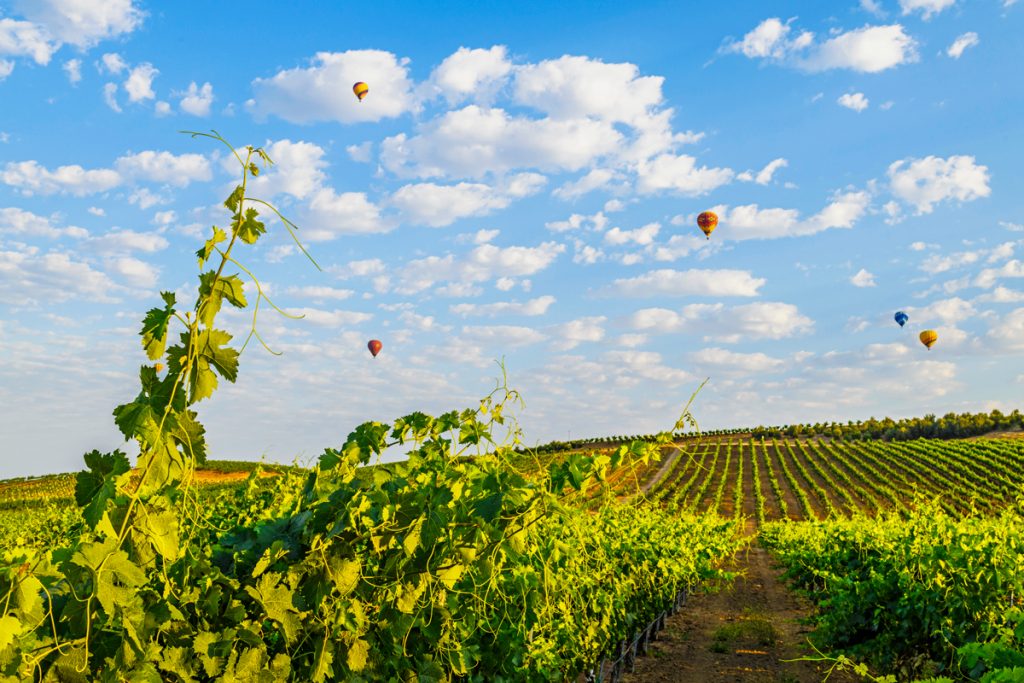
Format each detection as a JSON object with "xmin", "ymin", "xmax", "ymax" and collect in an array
[
  {"xmin": 697, "ymin": 211, "xmax": 718, "ymax": 240},
  {"xmin": 353, "ymin": 82, "xmax": 369, "ymax": 102},
  {"xmin": 919, "ymin": 330, "xmax": 938, "ymax": 350},
  {"xmin": 895, "ymin": 311, "xmax": 909, "ymax": 328},
  {"xmin": 367, "ymin": 339, "xmax": 382, "ymax": 357}
]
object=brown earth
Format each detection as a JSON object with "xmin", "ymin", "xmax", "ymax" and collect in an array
[{"xmin": 622, "ymin": 545, "xmax": 856, "ymax": 683}]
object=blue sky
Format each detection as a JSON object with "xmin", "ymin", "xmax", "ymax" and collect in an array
[{"xmin": 1, "ymin": 0, "xmax": 1022, "ymax": 477}]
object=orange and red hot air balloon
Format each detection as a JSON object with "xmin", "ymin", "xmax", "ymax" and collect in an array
[
  {"xmin": 697, "ymin": 211, "xmax": 718, "ymax": 240},
  {"xmin": 367, "ymin": 339, "xmax": 382, "ymax": 357},
  {"xmin": 353, "ymin": 82, "xmax": 369, "ymax": 102}
]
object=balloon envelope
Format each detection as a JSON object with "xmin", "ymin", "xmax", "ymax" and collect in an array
[
  {"xmin": 367, "ymin": 339, "xmax": 382, "ymax": 357},
  {"xmin": 352, "ymin": 82, "xmax": 369, "ymax": 101},
  {"xmin": 895, "ymin": 311, "xmax": 909, "ymax": 328},
  {"xmin": 697, "ymin": 211, "xmax": 718, "ymax": 239},
  {"xmin": 919, "ymin": 330, "xmax": 938, "ymax": 350}
]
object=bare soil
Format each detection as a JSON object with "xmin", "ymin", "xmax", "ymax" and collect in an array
[{"xmin": 622, "ymin": 545, "xmax": 856, "ymax": 683}]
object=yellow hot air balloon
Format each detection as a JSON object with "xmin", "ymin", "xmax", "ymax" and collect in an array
[
  {"xmin": 697, "ymin": 211, "xmax": 718, "ymax": 239},
  {"xmin": 352, "ymin": 81, "xmax": 369, "ymax": 102},
  {"xmin": 919, "ymin": 330, "xmax": 938, "ymax": 350}
]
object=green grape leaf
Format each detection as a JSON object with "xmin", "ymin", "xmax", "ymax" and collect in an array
[
  {"xmin": 224, "ymin": 185, "xmax": 243, "ymax": 213},
  {"xmin": 346, "ymin": 638, "xmax": 369, "ymax": 672},
  {"xmin": 329, "ymin": 557, "xmax": 361, "ymax": 597},
  {"xmin": 234, "ymin": 207, "xmax": 266, "ymax": 244},
  {"xmin": 245, "ymin": 573, "xmax": 302, "ymax": 645},
  {"xmin": 75, "ymin": 449, "xmax": 130, "ymax": 527},
  {"xmin": 196, "ymin": 226, "xmax": 227, "ymax": 269},
  {"xmin": 166, "ymin": 329, "xmax": 239, "ymax": 403},
  {"xmin": 71, "ymin": 538, "xmax": 147, "ymax": 620},
  {"xmin": 140, "ymin": 291, "xmax": 176, "ymax": 360},
  {"xmin": 0, "ymin": 615, "xmax": 21, "ymax": 650},
  {"xmin": 197, "ymin": 272, "xmax": 248, "ymax": 327},
  {"xmin": 170, "ymin": 409, "xmax": 207, "ymax": 464}
]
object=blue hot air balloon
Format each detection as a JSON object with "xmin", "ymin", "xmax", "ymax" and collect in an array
[{"xmin": 895, "ymin": 311, "xmax": 909, "ymax": 328}]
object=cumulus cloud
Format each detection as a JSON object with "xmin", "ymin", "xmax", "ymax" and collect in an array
[
  {"xmin": 303, "ymin": 189, "xmax": 390, "ymax": 239},
  {"xmin": 108, "ymin": 255, "xmax": 159, "ymax": 288},
  {"xmin": 62, "ymin": 57, "xmax": 80, "ymax": 83},
  {"xmin": 838, "ymin": 92, "xmax": 869, "ymax": 112},
  {"xmin": 706, "ymin": 190, "xmax": 869, "ymax": 241},
  {"xmin": 380, "ymin": 105, "xmax": 622, "ymax": 179},
  {"xmin": 608, "ymin": 268, "xmax": 766, "ymax": 297},
  {"xmin": 985, "ymin": 307, "xmax": 1024, "ymax": 352},
  {"xmin": 738, "ymin": 157, "xmax": 788, "ymax": 184},
  {"xmin": 14, "ymin": 0, "xmax": 144, "ymax": 48},
  {"xmin": 725, "ymin": 19, "xmax": 918, "ymax": 73},
  {"xmin": 284, "ymin": 307, "xmax": 373, "ymax": 328},
  {"xmin": 389, "ymin": 174, "xmax": 546, "ymax": 228},
  {"xmin": 604, "ymin": 222, "xmax": 660, "ymax": 246},
  {"xmin": 975, "ymin": 260, "xmax": 1024, "ymax": 289},
  {"xmin": 0, "ymin": 245, "xmax": 120, "ymax": 305},
  {"xmin": 246, "ymin": 139, "xmax": 327, "ymax": 200},
  {"xmin": 851, "ymin": 268, "xmax": 876, "ymax": 287},
  {"xmin": 635, "ymin": 153, "xmax": 734, "ymax": 195},
  {"xmin": 250, "ymin": 50, "xmax": 415, "ymax": 124},
  {"xmin": 396, "ymin": 242, "xmax": 564, "ymax": 295},
  {"xmin": 115, "ymin": 150, "xmax": 211, "ymax": 186},
  {"xmin": 179, "ymin": 81, "xmax": 214, "ymax": 116},
  {"xmin": 124, "ymin": 63, "xmax": 157, "ymax": 102},
  {"xmin": 888, "ymin": 155, "xmax": 991, "ymax": 215},
  {"xmin": 1, "ymin": 160, "xmax": 120, "ymax": 196},
  {"xmin": 0, "ymin": 18, "xmax": 56, "ymax": 65},
  {"xmin": 629, "ymin": 301, "xmax": 813, "ymax": 342},
  {"xmin": 427, "ymin": 45, "xmax": 512, "ymax": 103},
  {"xmin": 0, "ymin": 207, "xmax": 88, "ymax": 239},
  {"xmin": 548, "ymin": 316, "xmax": 606, "ymax": 350}
]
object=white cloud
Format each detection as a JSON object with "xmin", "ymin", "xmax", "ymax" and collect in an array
[
  {"xmin": 635, "ymin": 153, "xmax": 734, "ymax": 195},
  {"xmin": 179, "ymin": 81, "xmax": 213, "ymax": 116},
  {"xmin": 0, "ymin": 18, "xmax": 55, "ymax": 65},
  {"xmin": 899, "ymin": 0, "xmax": 956, "ymax": 19},
  {"xmin": 389, "ymin": 175, "xmax": 545, "ymax": 228},
  {"xmin": 689, "ymin": 347, "xmax": 786, "ymax": 374},
  {"xmin": 115, "ymin": 150, "xmax": 211, "ymax": 187},
  {"xmin": 907, "ymin": 296, "xmax": 975, "ymax": 324},
  {"xmin": 652, "ymin": 234, "xmax": 709, "ymax": 262},
  {"xmin": 545, "ymin": 211, "xmax": 608, "ymax": 233},
  {"xmin": 0, "ymin": 245, "xmax": 119, "ymax": 305},
  {"xmin": 108, "ymin": 255, "xmax": 158, "ymax": 288},
  {"xmin": 947, "ymin": 32, "xmax": 979, "ymax": 59},
  {"xmin": 346, "ymin": 141, "xmax": 373, "ymax": 163},
  {"xmin": 838, "ymin": 92, "xmax": 869, "ymax": 112},
  {"xmin": 910, "ymin": 241, "xmax": 935, "ymax": 251},
  {"xmin": 608, "ymin": 268, "xmax": 765, "ymax": 297},
  {"xmin": 451, "ymin": 295, "xmax": 556, "ymax": 317},
  {"xmin": 460, "ymin": 324, "xmax": 546, "ymax": 348},
  {"xmin": 103, "ymin": 82, "xmax": 121, "ymax": 112},
  {"xmin": 751, "ymin": 158, "xmax": 788, "ymax": 185},
  {"xmin": 888, "ymin": 155, "xmax": 991, "ymax": 215},
  {"xmin": 710, "ymin": 190, "xmax": 869, "ymax": 241},
  {"xmin": 62, "ymin": 57, "xmax": 80, "ymax": 83},
  {"xmin": 851, "ymin": 268, "xmax": 876, "ymax": 287},
  {"xmin": 803, "ymin": 24, "xmax": 918, "ymax": 73},
  {"xmin": 428, "ymin": 45, "xmax": 512, "ymax": 103},
  {"xmin": 629, "ymin": 301, "xmax": 814, "ymax": 342},
  {"xmin": 473, "ymin": 228, "xmax": 499, "ymax": 244},
  {"xmin": 604, "ymin": 222, "xmax": 660, "ymax": 246},
  {"xmin": 986, "ymin": 307, "xmax": 1024, "ymax": 352},
  {"xmin": 975, "ymin": 260, "xmax": 1024, "ymax": 289},
  {"xmin": 0, "ymin": 60, "xmax": 12, "ymax": 80},
  {"xmin": 1001, "ymin": 222, "xmax": 1024, "ymax": 233},
  {"xmin": 512, "ymin": 54, "xmax": 664, "ymax": 125},
  {"xmin": 89, "ymin": 229, "xmax": 168, "ymax": 254},
  {"xmin": 247, "ymin": 139, "xmax": 327, "ymax": 200},
  {"xmin": 1, "ymin": 160, "xmax": 120, "ymax": 196},
  {"xmin": 250, "ymin": 50, "xmax": 415, "ymax": 124},
  {"xmin": 284, "ymin": 307, "xmax": 373, "ymax": 328},
  {"xmin": 124, "ymin": 63, "xmax": 157, "ymax": 102},
  {"xmin": 128, "ymin": 187, "xmax": 166, "ymax": 209},
  {"xmin": 726, "ymin": 19, "xmax": 918, "ymax": 73},
  {"xmin": 975, "ymin": 286, "xmax": 1024, "ymax": 303},
  {"xmin": 304, "ymin": 189, "xmax": 389, "ymax": 239},
  {"xmin": 0, "ymin": 207, "xmax": 88, "ymax": 239},
  {"xmin": 380, "ymin": 105, "xmax": 622, "ymax": 179},
  {"xmin": 553, "ymin": 168, "xmax": 618, "ymax": 200},
  {"xmin": 285, "ymin": 285, "xmax": 354, "ymax": 301},
  {"xmin": 861, "ymin": 0, "xmax": 886, "ymax": 16},
  {"xmin": 87, "ymin": 206, "xmax": 105, "ymax": 216},
  {"xmin": 15, "ymin": 0, "xmax": 144, "ymax": 48},
  {"xmin": 396, "ymin": 242, "xmax": 564, "ymax": 295},
  {"xmin": 920, "ymin": 249, "xmax": 982, "ymax": 274},
  {"xmin": 548, "ymin": 316, "xmax": 606, "ymax": 350},
  {"xmin": 100, "ymin": 52, "xmax": 127, "ymax": 74}
]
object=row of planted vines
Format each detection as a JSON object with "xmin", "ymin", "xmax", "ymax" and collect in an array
[
  {"xmin": 635, "ymin": 436, "xmax": 1024, "ymax": 525},
  {"xmin": 0, "ymin": 135, "xmax": 743, "ymax": 682}
]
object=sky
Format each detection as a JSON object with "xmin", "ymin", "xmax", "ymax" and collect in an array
[{"xmin": 1, "ymin": 0, "xmax": 1023, "ymax": 477}]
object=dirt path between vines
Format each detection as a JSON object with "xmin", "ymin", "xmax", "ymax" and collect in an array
[{"xmin": 622, "ymin": 545, "xmax": 855, "ymax": 683}]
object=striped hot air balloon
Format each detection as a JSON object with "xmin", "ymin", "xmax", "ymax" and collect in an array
[{"xmin": 352, "ymin": 82, "xmax": 369, "ymax": 102}]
